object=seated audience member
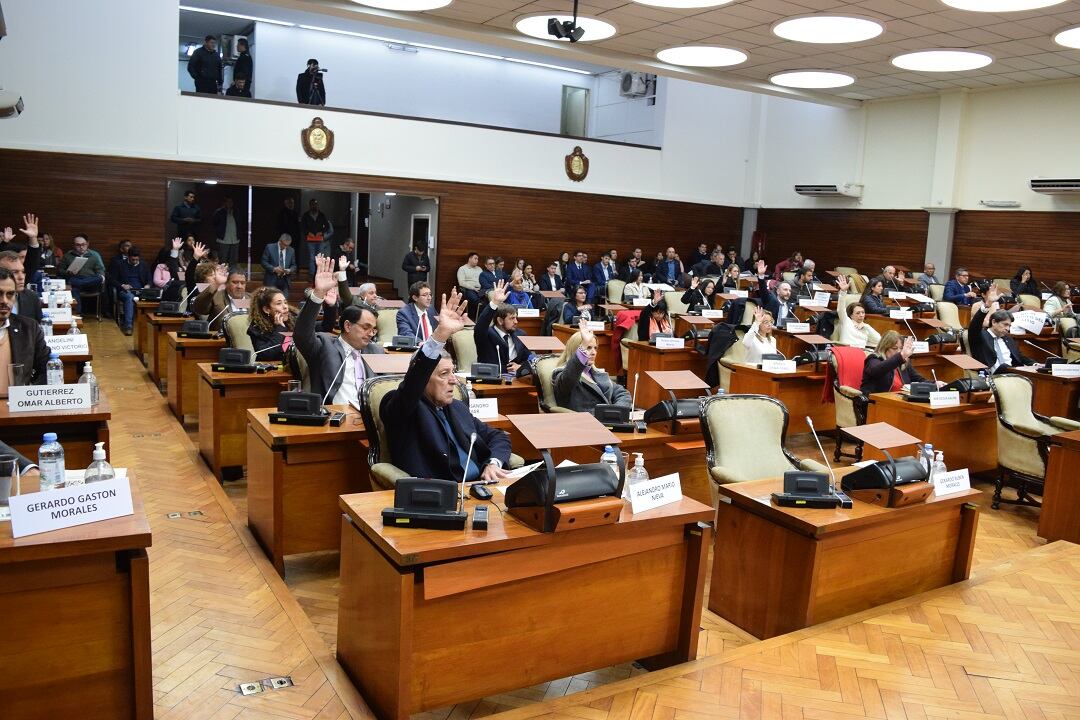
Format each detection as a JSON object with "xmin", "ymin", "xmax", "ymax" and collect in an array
[
  {"xmin": 742, "ymin": 306, "xmax": 778, "ymax": 365},
  {"xmin": 682, "ymin": 277, "xmax": 716, "ymax": 312},
  {"xmin": 918, "ymin": 263, "xmax": 940, "ymax": 287},
  {"xmin": 478, "ymin": 256, "xmax": 499, "ymax": 295},
  {"xmin": 539, "ymin": 261, "xmax": 563, "ymax": 293},
  {"xmin": 637, "ymin": 288, "xmax": 672, "ymax": 340},
  {"xmin": 564, "ymin": 251, "xmax": 594, "ymax": 301},
  {"xmin": 521, "ymin": 264, "xmax": 539, "ymax": 293},
  {"xmin": 298, "ymin": 256, "xmax": 382, "ymax": 404},
  {"xmin": 622, "ymin": 270, "xmax": 649, "ymax": 302},
  {"xmin": 792, "ymin": 266, "xmax": 817, "ymax": 299},
  {"xmin": 755, "ymin": 260, "xmax": 797, "ymax": 326},
  {"xmin": 968, "ymin": 284, "xmax": 1037, "ymax": 373},
  {"xmin": 247, "ymin": 286, "xmax": 294, "ymax": 361},
  {"xmin": 225, "ymin": 77, "xmax": 251, "ymax": 98},
  {"xmin": 621, "ymin": 256, "xmax": 645, "ymax": 283},
  {"xmin": 593, "ymin": 254, "xmax": 617, "ymax": 299},
  {"xmin": 556, "ymin": 251, "xmax": 571, "ymax": 280},
  {"xmin": 552, "ymin": 318, "xmax": 631, "ymax": 412},
  {"xmin": 152, "ymin": 243, "xmax": 183, "ymax": 294},
  {"xmin": 722, "ymin": 246, "xmax": 745, "ymax": 270},
  {"xmin": 0, "ymin": 250, "xmax": 42, "ymax": 323},
  {"xmin": 0, "ymin": 268, "xmax": 49, "ymax": 390},
  {"xmin": 456, "ymin": 251, "xmax": 483, "ymax": 315},
  {"xmin": 261, "ymin": 233, "xmax": 297, "ymax": 294},
  {"xmin": 506, "ymin": 272, "xmax": 533, "ymax": 309},
  {"xmin": 720, "ymin": 264, "xmax": 741, "ymax": 292},
  {"xmin": 37, "ymin": 232, "xmax": 63, "ymax": 269},
  {"xmin": 654, "ymin": 247, "xmax": 684, "ymax": 286},
  {"xmin": 1010, "ymin": 266, "xmax": 1038, "ymax": 298},
  {"xmin": 773, "ymin": 251, "xmax": 803, "ymax": 281},
  {"xmin": 860, "ymin": 277, "xmax": 889, "ymax": 315},
  {"xmin": 835, "ymin": 276, "xmax": 881, "ymax": 349},
  {"xmin": 59, "ymin": 233, "xmax": 106, "ymax": 312},
  {"xmin": 944, "ymin": 268, "xmax": 977, "ymax": 306},
  {"xmin": 494, "ymin": 257, "xmax": 510, "ymax": 284},
  {"xmin": 880, "ymin": 265, "xmax": 899, "ymax": 292},
  {"xmin": 106, "ymin": 239, "xmax": 133, "ymax": 294},
  {"xmin": 339, "ymin": 277, "xmax": 379, "ymax": 308},
  {"xmin": 1044, "ymin": 281, "xmax": 1074, "ymax": 321},
  {"xmin": 692, "ymin": 249, "xmax": 723, "ymax": 278},
  {"xmin": 193, "ymin": 264, "xmax": 249, "ymax": 331},
  {"xmin": 562, "ymin": 285, "xmax": 594, "ymax": 325},
  {"xmin": 397, "ymin": 281, "xmax": 438, "ymax": 341},
  {"xmin": 0, "ymin": 439, "xmax": 40, "ymax": 478},
  {"xmin": 475, "ymin": 280, "xmax": 532, "ymax": 375},
  {"xmin": 748, "ymin": 248, "xmax": 761, "ymax": 268},
  {"xmin": 861, "ymin": 331, "xmax": 943, "ymax": 395},
  {"xmin": 113, "ymin": 248, "xmax": 152, "ymax": 334},
  {"xmin": 688, "ymin": 242, "xmax": 710, "ymax": 267},
  {"xmin": 381, "ymin": 288, "xmax": 511, "ymax": 483}
]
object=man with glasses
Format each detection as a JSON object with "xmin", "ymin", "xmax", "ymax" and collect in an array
[
  {"xmin": 59, "ymin": 234, "xmax": 106, "ymax": 313},
  {"xmin": 944, "ymin": 267, "xmax": 977, "ymax": 306}
]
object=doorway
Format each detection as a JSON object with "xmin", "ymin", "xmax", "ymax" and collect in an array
[{"xmin": 561, "ymin": 86, "xmax": 590, "ymax": 137}]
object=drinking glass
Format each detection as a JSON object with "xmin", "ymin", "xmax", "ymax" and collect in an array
[
  {"xmin": 5, "ymin": 363, "xmax": 24, "ymax": 396},
  {"xmin": 0, "ymin": 454, "xmax": 20, "ymax": 521}
]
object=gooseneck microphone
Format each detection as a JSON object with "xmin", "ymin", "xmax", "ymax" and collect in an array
[
  {"xmin": 1023, "ymin": 339, "xmax": 1063, "ymax": 359},
  {"xmin": 459, "ymin": 431, "xmax": 478, "ymax": 511},
  {"xmin": 805, "ymin": 416, "xmax": 837, "ymax": 495},
  {"xmin": 207, "ymin": 303, "xmax": 231, "ymax": 330}
]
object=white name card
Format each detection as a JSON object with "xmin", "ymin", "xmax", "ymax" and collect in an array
[
  {"xmin": 786, "ymin": 322, "xmax": 811, "ymax": 334},
  {"xmin": 9, "ymin": 476, "xmax": 134, "ymax": 538},
  {"xmin": 1011, "ymin": 310, "xmax": 1047, "ymax": 335},
  {"xmin": 469, "ymin": 397, "xmax": 499, "ymax": 420},
  {"xmin": 730, "ymin": 290, "xmax": 748, "ymax": 298},
  {"xmin": 762, "ymin": 359, "xmax": 798, "ymax": 374},
  {"xmin": 912, "ymin": 341, "xmax": 930, "ymax": 354},
  {"xmin": 45, "ymin": 333, "xmax": 90, "ymax": 356},
  {"xmin": 1051, "ymin": 363, "xmax": 1080, "ymax": 378},
  {"xmin": 907, "ymin": 293, "xmax": 934, "ymax": 304},
  {"xmin": 933, "ymin": 468, "xmax": 970, "ymax": 497},
  {"xmin": 1042, "ymin": 292, "xmax": 1052, "ymax": 301},
  {"xmin": 45, "ymin": 307, "xmax": 73, "ymax": 323},
  {"xmin": 701, "ymin": 309, "xmax": 725, "ymax": 319},
  {"xmin": 889, "ymin": 309, "xmax": 913, "ymax": 319},
  {"xmin": 43, "ymin": 290, "xmax": 73, "ymax": 305},
  {"xmin": 888, "ymin": 291, "xmax": 907, "ymax": 300},
  {"xmin": 517, "ymin": 308, "xmax": 540, "ymax": 318},
  {"xmin": 585, "ymin": 321, "xmax": 606, "ymax": 331},
  {"xmin": 46, "ymin": 279, "xmax": 66, "ymax": 292},
  {"xmin": 655, "ymin": 336, "xmax": 685, "ymax": 350},
  {"xmin": 631, "ymin": 297, "xmax": 650, "ymax": 307},
  {"xmin": 929, "ymin": 390, "xmax": 960, "ymax": 408},
  {"xmin": 629, "ymin": 472, "xmax": 683, "ymax": 514},
  {"xmin": 7, "ymin": 383, "xmax": 91, "ymax": 412},
  {"xmin": 813, "ymin": 292, "xmax": 832, "ymax": 305},
  {"xmin": 798, "ymin": 299, "xmax": 818, "ymax": 307}
]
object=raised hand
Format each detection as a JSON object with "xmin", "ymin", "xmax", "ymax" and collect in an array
[
  {"xmin": 193, "ymin": 241, "xmax": 209, "ymax": 261},
  {"xmin": 171, "ymin": 237, "xmax": 183, "ymax": 251},
  {"xmin": 835, "ymin": 275, "xmax": 849, "ymax": 293},
  {"xmin": 312, "ymin": 254, "xmax": 336, "ymax": 296},
  {"xmin": 338, "ymin": 255, "xmax": 349, "ymax": 272},
  {"xmin": 578, "ymin": 316, "xmax": 594, "ymax": 346},
  {"xmin": 691, "ymin": 276, "xmax": 700, "ymax": 289},
  {"xmin": 753, "ymin": 305, "xmax": 765, "ymax": 324},
  {"xmin": 652, "ymin": 287, "xmax": 663, "ymax": 304},
  {"xmin": 986, "ymin": 283, "xmax": 1001, "ymax": 304},
  {"xmin": 756, "ymin": 259, "xmax": 767, "ymax": 277},
  {"xmin": 491, "ymin": 278, "xmax": 508, "ymax": 305},
  {"xmin": 900, "ymin": 336, "xmax": 914, "ymax": 360},
  {"xmin": 1, "ymin": 227, "xmax": 13, "ymax": 243},
  {"xmin": 20, "ymin": 213, "xmax": 39, "ymax": 239},
  {"xmin": 212, "ymin": 263, "xmax": 228, "ymax": 288},
  {"xmin": 434, "ymin": 287, "xmax": 469, "ymax": 341}
]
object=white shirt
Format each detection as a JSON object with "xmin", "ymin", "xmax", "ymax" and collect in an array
[
  {"xmin": 331, "ymin": 336, "xmax": 363, "ymax": 406},
  {"xmin": 990, "ymin": 331, "xmax": 1012, "ymax": 372},
  {"xmin": 741, "ymin": 322, "xmax": 778, "ymax": 365},
  {"xmin": 837, "ymin": 293, "xmax": 882, "ymax": 349}
]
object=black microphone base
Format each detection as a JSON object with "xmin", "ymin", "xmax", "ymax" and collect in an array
[
  {"xmin": 771, "ymin": 492, "xmax": 842, "ymax": 509},
  {"xmin": 381, "ymin": 508, "xmax": 468, "ymax": 530},
  {"xmin": 268, "ymin": 411, "xmax": 329, "ymax": 426},
  {"xmin": 178, "ymin": 331, "xmax": 217, "ymax": 339},
  {"xmin": 211, "ymin": 363, "xmax": 274, "ymax": 373}
]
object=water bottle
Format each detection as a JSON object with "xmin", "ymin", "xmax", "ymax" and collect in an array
[
  {"xmin": 46, "ymin": 353, "xmax": 64, "ymax": 385},
  {"xmin": 465, "ymin": 379, "xmax": 477, "ymax": 401},
  {"xmin": 83, "ymin": 442, "xmax": 116, "ymax": 484},
  {"xmin": 66, "ymin": 319, "xmax": 81, "ymax": 335},
  {"xmin": 78, "ymin": 361, "xmax": 99, "ymax": 405},
  {"xmin": 921, "ymin": 443, "xmax": 934, "ymax": 476},
  {"xmin": 48, "ymin": 290, "xmax": 57, "ymax": 312},
  {"xmin": 600, "ymin": 445, "xmax": 619, "ymax": 479},
  {"xmin": 41, "ymin": 311, "xmax": 53, "ymax": 337},
  {"xmin": 38, "ymin": 433, "xmax": 65, "ymax": 491}
]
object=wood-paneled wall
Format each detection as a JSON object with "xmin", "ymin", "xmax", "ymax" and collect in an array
[
  {"xmin": 756, "ymin": 209, "xmax": 928, "ymax": 277},
  {"xmin": 0, "ymin": 149, "xmax": 740, "ymax": 293},
  {"xmin": 953, "ymin": 210, "xmax": 1080, "ymax": 284}
]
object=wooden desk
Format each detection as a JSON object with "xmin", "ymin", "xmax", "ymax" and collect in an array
[
  {"xmin": 146, "ymin": 314, "xmax": 188, "ymax": 388},
  {"xmin": 726, "ymin": 362, "xmax": 834, "ymax": 434},
  {"xmin": 337, "ymin": 491, "xmax": 713, "ymax": 720},
  {"xmin": 59, "ymin": 351, "xmax": 92, "ymax": 384},
  {"xmin": 0, "ymin": 390, "xmax": 111, "ymax": 467},
  {"xmin": 772, "ymin": 329, "xmax": 818, "ymax": 360},
  {"xmin": 626, "ymin": 340, "xmax": 709, "ymax": 410},
  {"xmin": 516, "ymin": 315, "xmax": 541, "ymax": 337},
  {"xmin": 710, "ymin": 474, "xmax": 980, "ymax": 639},
  {"xmin": 471, "ymin": 376, "xmax": 539, "ymax": 414},
  {"xmin": 51, "ymin": 317, "xmax": 83, "ymax": 334},
  {"xmin": 865, "ymin": 313, "xmax": 936, "ymax": 340},
  {"xmin": 1040, "ymin": 429, "xmax": 1080, "ymax": 544},
  {"xmin": 1011, "ymin": 330, "xmax": 1060, "ymax": 357},
  {"xmin": 673, "ymin": 314, "xmax": 716, "ymax": 339},
  {"xmin": 1007, "ymin": 366, "xmax": 1080, "ymax": 419},
  {"xmin": 553, "ymin": 323, "xmax": 615, "ymax": 373},
  {"xmin": 0, "ymin": 473, "xmax": 152, "ymax": 719},
  {"xmin": 867, "ymin": 392, "xmax": 998, "ymax": 473},
  {"xmin": 246, "ymin": 406, "xmax": 371, "ymax": 574},
  {"xmin": 133, "ymin": 300, "xmax": 158, "ymax": 364},
  {"xmin": 197, "ymin": 364, "xmax": 291, "ymax": 480},
  {"xmin": 166, "ymin": 332, "xmax": 225, "ymax": 423},
  {"xmin": 908, "ymin": 345, "xmax": 965, "ymax": 383}
]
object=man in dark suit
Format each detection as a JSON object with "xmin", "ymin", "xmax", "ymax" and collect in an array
[
  {"xmin": 564, "ymin": 251, "xmax": 594, "ymax": 301},
  {"xmin": 692, "ymin": 249, "xmax": 723, "ymax": 277},
  {"xmin": 539, "ymin": 262, "xmax": 563, "ymax": 294},
  {"xmin": 112, "ymin": 247, "xmax": 152, "ymax": 334},
  {"xmin": 396, "ymin": 282, "xmax": 439, "ymax": 341},
  {"xmin": 722, "ymin": 246, "xmax": 745, "ymax": 271},
  {"xmin": 967, "ymin": 284, "xmax": 1037, "ymax": 374},
  {"xmin": 754, "ymin": 260, "xmax": 797, "ymax": 326},
  {"xmin": 655, "ymin": 247, "xmax": 684, "ymax": 285},
  {"xmin": 474, "ymin": 280, "xmax": 532, "ymax": 375},
  {"xmin": 0, "ymin": 250, "xmax": 42, "ymax": 323},
  {"xmin": 298, "ymin": 256, "xmax": 385, "ymax": 405},
  {"xmin": 0, "ymin": 268, "xmax": 49, "ymax": 389},
  {"xmin": 187, "ymin": 35, "xmax": 222, "ymax": 94},
  {"xmin": 944, "ymin": 268, "xmax": 977, "ymax": 306},
  {"xmin": 478, "ymin": 256, "xmax": 499, "ymax": 295},
  {"xmin": 593, "ymin": 254, "xmax": 617, "ymax": 300},
  {"xmin": 381, "ymin": 287, "xmax": 511, "ymax": 483},
  {"xmin": 401, "ymin": 244, "xmax": 430, "ymax": 288},
  {"xmin": 261, "ymin": 234, "xmax": 297, "ymax": 293},
  {"xmin": 296, "ymin": 59, "xmax": 326, "ymax": 106}
]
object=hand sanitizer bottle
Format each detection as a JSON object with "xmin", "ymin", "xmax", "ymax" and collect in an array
[{"xmin": 84, "ymin": 442, "xmax": 116, "ymax": 483}]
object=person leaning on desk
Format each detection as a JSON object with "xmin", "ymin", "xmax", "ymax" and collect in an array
[
  {"xmin": 380, "ymin": 287, "xmax": 511, "ymax": 483},
  {"xmin": 552, "ymin": 317, "xmax": 630, "ymax": 412}
]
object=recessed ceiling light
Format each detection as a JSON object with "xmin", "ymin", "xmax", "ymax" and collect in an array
[
  {"xmin": 772, "ymin": 15, "xmax": 884, "ymax": 44},
  {"xmin": 514, "ymin": 15, "xmax": 617, "ymax": 42},
  {"xmin": 656, "ymin": 45, "xmax": 746, "ymax": 67},
  {"xmin": 891, "ymin": 49, "xmax": 992, "ymax": 72},
  {"xmin": 179, "ymin": 6, "xmax": 294, "ymax": 26},
  {"xmin": 203, "ymin": 180, "xmax": 219, "ymax": 185},
  {"xmin": 769, "ymin": 70, "xmax": 855, "ymax": 89},
  {"xmin": 941, "ymin": 0, "xmax": 1066, "ymax": 11},
  {"xmin": 1053, "ymin": 25, "xmax": 1080, "ymax": 49},
  {"xmin": 630, "ymin": 0, "xmax": 733, "ymax": 8},
  {"xmin": 348, "ymin": 0, "xmax": 452, "ymax": 10}
]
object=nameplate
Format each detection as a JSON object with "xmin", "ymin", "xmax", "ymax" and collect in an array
[
  {"xmin": 46, "ymin": 279, "xmax": 66, "ymax": 292},
  {"xmin": 888, "ymin": 291, "xmax": 907, "ymax": 300},
  {"xmin": 7, "ymin": 384, "xmax": 91, "ymax": 412},
  {"xmin": 9, "ymin": 476, "xmax": 134, "ymax": 538},
  {"xmin": 907, "ymin": 293, "xmax": 934, "ymax": 304},
  {"xmin": 701, "ymin": 309, "xmax": 724, "ymax": 319},
  {"xmin": 43, "ymin": 290, "xmax": 73, "ymax": 305},
  {"xmin": 813, "ymin": 292, "xmax": 831, "ymax": 305},
  {"xmin": 1041, "ymin": 292, "xmax": 1052, "ymax": 301},
  {"xmin": 929, "ymin": 390, "xmax": 960, "ymax": 408},
  {"xmin": 517, "ymin": 308, "xmax": 540, "ymax": 318},
  {"xmin": 786, "ymin": 322, "xmax": 810, "ymax": 334},
  {"xmin": 933, "ymin": 468, "xmax": 970, "ymax": 497},
  {"xmin": 762, "ymin": 359, "xmax": 798, "ymax": 374},
  {"xmin": 889, "ymin": 309, "xmax": 913, "ymax": 319},
  {"xmin": 912, "ymin": 341, "xmax": 930, "ymax": 354},
  {"xmin": 655, "ymin": 336, "xmax": 685, "ymax": 350},
  {"xmin": 585, "ymin": 321, "xmax": 606, "ymax": 331},
  {"xmin": 730, "ymin": 290, "xmax": 748, "ymax": 298},
  {"xmin": 46, "ymin": 307, "xmax": 73, "ymax": 324},
  {"xmin": 1051, "ymin": 363, "xmax": 1080, "ymax": 378},
  {"xmin": 631, "ymin": 298, "xmax": 650, "ymax": 307},
  {"xmin": 45, "ymin": 334, "xmax": 90, "ymax": 356},
  {"xmin": 1011, "ymin": 310, "xmax": 1047, "ymax": 335},
  {"xmin": 629, "ymin": 472, "xmax": 682, "ymax": 514},
  {"xmin": 469, "ymin": 397, "xmax": 499, "ymax": 420},
  {"xmin": 798, "ymin": 299, "xmax": 818, "ymax": 307}
]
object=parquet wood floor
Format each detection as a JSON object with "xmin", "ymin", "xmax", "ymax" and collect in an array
[{"xmin": 81, "ymin": 320, "xmax": 372, "ymax": 720}]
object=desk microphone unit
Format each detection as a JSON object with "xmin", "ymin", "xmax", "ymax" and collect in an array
[
  {"xmin": 177, "ymin": 319, "xmax": 216, "ymax": 339},
  {"xmin": 156, "ymin": 301, "xmax": 189, "ymax": 317},
  {"xmin": 593, "ymin": 404, "xmax": 634, "ymax": 433},
  {"xmin": 211, "ymin": 347, "xmax": 274, "ymax": 373},
  {"xmin": 505, "ymin": 452, "xmax": 625, "ymax": 533},
  {"xmin": 136, "ymin": 288, "xmax": 162, "ymax": 301},
  {"xmin": 381, "ymin": 478, "xmax": 468, "ymax": 530},
  {"xmin": 268, "ymin": 390, "xmax": 330, "ymax": 426},
  {"xmin": 903, "ymin": 381, "xmax": 936, "ymax": 403},
  {"xmin": 469, "ymin": 362, "xmax": 508, "ymax": 385},
  {"xmin": 389, "ymin": 335, "xmax": 419, "ymax": 351},
  {"xmin": 648, "ymin": 332, "xmax": 673, "ymax": 346},
  {"xmin": 840, "ymin": 452, "xmax": 930, "ymax": 507}
]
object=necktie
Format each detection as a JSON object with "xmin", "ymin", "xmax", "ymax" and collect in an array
[
  {"xmin": 435, "ymin": 407, "xmax": 479, "ymax": 481},
  {"xmin": 353, "ymin": 350, "xmax": 365, "ymax": 392},
  {"xmin": 420, "ymin": 311, "xmax": 431, "ymax": 340}
]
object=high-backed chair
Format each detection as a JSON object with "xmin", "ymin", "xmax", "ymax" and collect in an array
[
  {"xmin": 992, "ymin": 278, "xmax": 1011, "ymax": 293},
  {"xmin": 619, "ymin": 322, "xmax": 639, "ymax": 371},
  {"xmin": 828, "ymin": 349, "xmax": 869, "ymax": 461},
  {"xmin": 222, "ymin": 311, "xmax": 253, "ymax": 352},
  {"xmin": 376, "ymin": 308, "xmax": 398, "ymax": 342},
  {"xmin": 529, "ymin": 354, "xmax": 574, "ymax": 413},
  {"xmin": 990, "ymin": 374, "xmax": 1080, "ymax": 509},
  {"xmin": 606, "ymin": 280, "xmax": 626, "ymax": 305},
  {"xmin": 927, "ymin": 284, "xmax": 945, "ymax": 302},
  {"xmin": 449, "ymin": 329, "xmax": 477, "ymax": 370},
  {"xmin": 834, "ymin": 266, "xmax": 858, "ymax": 278},
  {"xmin": 738, "ymin": 299, "xmax": 757, "ymax": 327},
  {"xmin": 782, "ymin": 272, "xmax": 795, "ymax": 284},
  {"xmin": 849, "ymin": 274, "xmax": 867, "ymax": 293},
  {"xmin": 716, "ymin": 328, "xmax": 746, "ymax": 392},
  {"xmin": 700, "ymin": 394, "xmax": 828, "ymax": 506},
  {"xmin": 936, "ymin": 301, "xmax": 962, "ymax": 331},
  {"xmin": 664, "ymin": 290, "xmax": 689, "ymax": 315},
  {"xmin": 1017, "ymin": 293, "xmax": 1042, "ymax": 310}
]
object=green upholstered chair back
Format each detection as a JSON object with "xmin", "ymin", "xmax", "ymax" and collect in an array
[
  {"xmin": 834, "ymin": 266, "xmax": 858, "ymax": 278},
  {"xmin": 936, "ymin": 301, "xmax": 961, "ymax": 331},
  {"xmin": 928, "ymin": 284, "xmax": 945, "ymax": 301},
  {"xmin": 620, "ymin": 322, "xmax": 639, "ymax": 369},
  {"xmin": 530, "ymin": 354, "xmax": 572, "ymax": 413},
  {"xmin": 450, "ymin": 329, "xmax": 477, "ymax": 370},
  {"xmin": 664, "ymin": 290, "xmax": 689, "ymax": 315},
  {"xmin": 1017, "ymin": 294, "xmax": 1042, "ymax": 310},
  {"xmin": 717, "ymin": 328, "xmax": 745, "ymax": 392},
  {"xmin": 222, "ymin": 311, "xmax": 253, "ymax": 353},
  {"xmin": 606, "ymin": 280, "xmax": 626, "ymax": 304},
  {"xmin": 700, "ymin": 394, "xmax": 800, "ymax": 485},
  {"xmin": 376, "ymin": 308, "xmax": 398, "ymax": 343}
]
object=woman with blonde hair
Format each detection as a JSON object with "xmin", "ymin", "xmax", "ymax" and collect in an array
[
  {"xmin": 552, "ymin": 318, "xmax": 630, "ymax": 412},
  {"xmin": 741, "ymin": 306, "xmax": 778, "ymax": 364},
  {"xmin": 860, "ymin": 330, "xmax": 943, "ymax": 395}
]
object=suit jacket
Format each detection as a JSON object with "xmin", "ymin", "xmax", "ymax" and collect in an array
[
  {"xmin": 552, "ymin": 352, "xmax": 630, "ymax": 412},
  {"xmin": 474, "ymin": 302, "xmax": 530, "ymax": 372},
  {"xmin": 593, "ymin": 262, "xmax": 616, "ymax": 292},
  {"xmin": 944, "ymin": 279, "xmax": 973, "ymax": 306},
  {"xmin": 565, "ymin": 263, "xmax": 592, "ymax": 293},
  {"xmin": 7, "ymin": 313, "xmax": 49, "ymax": 385},
  {"xmin": 380, "ymin": 349, "xmax": 511, "ymax": 480},
  {"xmin": 479, "ymin": 270, "xmax": 498, "ymax": 293},
  {"xmin": 756, "ymin": 276, "xmax": 796, "ymax": 323},
  {"xmin": 260, "ymin": 243, "xmax": 296, "ymax": 280},
  {"xmin": 0, "ymin": 440, "xmax": 34, "ymax": 473},
  {"xmin": 400, "ymin": 251, "xmax": 430, "ymax": 287},
  {"xmin": 192, "ymin": 287, "xmax": 252, "ymax": 330},
  {"xmin": 396, "ymin": 302, "xmax": 439, "ymax": 339},
  {"xmin": 294, "ymin": 294, "xmax": 382, "ymax": 402},
  {"xmin": 967, "ymin": 307, "xmax": 1034, "ymax": 371},
  {"xmin": 16, "ymin": 289, "xmax": 42, "ymax": 323},
  {"xmin": 539, "ymin": 274, "xmax": 564, "ymax": 293}
]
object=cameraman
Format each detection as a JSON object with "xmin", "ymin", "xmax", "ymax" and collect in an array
[{"xmin": 296, "ymin": 58, "xmax": 326, "ymax": 106}]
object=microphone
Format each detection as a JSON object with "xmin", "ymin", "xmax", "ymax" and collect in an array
[
  {"xmin": 931, "ymin": 368, "xmax": 940, "ymax": 386},
  {"xmin": 1023, "ymin": 339, "xmax": 1063, "ymax": 359},
  {"xmin": 496, "ymin": 342, "xmax": 503, "ymax": 376},
  {"xmin": 805, "ymin": 417, "xmax": 838, "ymax": 495},
  {"xmin": 207, "ymin": 303, "xmax": 230, "ymax": 330},
  {"xmin": 252, "ymin": 343, "xmax": 283, "ymax": 356},
  {"xmin": 459, "ymin": 431, "xmax": 478, "ymax": 511},
  {"xmin": 632, "ymin": 372, "xmax": 639, "ymax": 412},
  {"xmin": 321, "ymin": 349, "xmax": 352, "ymax": 406}
]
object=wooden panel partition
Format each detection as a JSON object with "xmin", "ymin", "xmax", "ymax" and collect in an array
[
  {"xmin": 0, "ymin": 149, "xmax": 741, "ymax": 294},
  {"xmin": 953, "ymin": 210, "xmax": 1080, "ymax": 283}
]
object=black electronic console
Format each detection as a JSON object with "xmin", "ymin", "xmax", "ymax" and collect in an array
[
  {"xmin": 388, "ymin": 335, "xmax": 419, "ymax": 352},
  {"xmin": 177, "ymin": 319, "xmax": 216, "ymax": 339},
  {"xmin": 593, "ymin": 404, "xmax": 634, "ymax": 433},
  {"xmin": 210, "ymin": 348, "xmax": 274, "ymax": 373},
  {"xmin": 771, "ymin": 470, "xmax": 842, "ymax": 508},
  {"xmin": 382, "ymin": 478, "xmax": 468, "ymax": 530},
  {"xmin": 469, "ymin": 362, "xmax": 507, "ymax": 385},
  {"xmin": 648, "ymin": 332, "xmax": 674, "ymax": 346},
  {"xmin": 903, "ymin": 381, "xmax": 936, "ymax": 403},
  {"xmin": 269, "ymin": 391, "xmax": 330, "ymax": 426},
  {"xmin": 471, "ymin": 505, "xmax": 489, "ymax": 531},
  {"xmin": 156, "ymin": 300, "xmax": 190, "ymax": 317}
]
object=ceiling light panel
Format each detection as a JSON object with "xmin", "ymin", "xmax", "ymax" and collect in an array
[
  {"xmin": 941, "ymin": 0, "xmax": 1067, "ymax": 11},
  {"xmin": 772, "ymin": 15, "xmax": 884, "ymax": 44},
  {"xmin": 892, "ymin": 49, "xmax": 993, "ymax": 72},
  {"xmin": 769, "ymin": 70, "xmax": 855, "ymax": 88},
  {"xmin": 1053, "ymin": 25, "xmax": 1080, "ymax": 49},
  {"xmin": 656, "ymin": 45, "xmax": 747, "ymax": 67},
  {"xmin": 631, "ymin": 0, "xmax": 734, "ymax": 8},
  {"xmin": 349, "ymin": 0, "xmax": 452, "ymax": 9}
]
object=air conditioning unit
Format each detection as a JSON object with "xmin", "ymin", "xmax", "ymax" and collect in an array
[
  {"xmin": 794, "ymin": 183, "xmax": 863, "ymax": 198},
  {"xmin": 620, "ymin": 71, "xmax": 649, "ymax": 98},
  {"xmin": 1029, "ymin": 178, "xmax": 1080, "ymax": 194}
]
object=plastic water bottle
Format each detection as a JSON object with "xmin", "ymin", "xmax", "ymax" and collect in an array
[
  {"xmin": 38, "ymin": 433, "xmax": 65, "ymax": 491},
  {"xmin": 78, "ymin": 361, "xmax": 99, "ymax": 405},
  {"xmin": 66, "ymin": 319, "xmax": 81, "ymax": 335},
  {"xmin": 41, "ymin": 311, "xmax": 53, "ymax": 337},
  {"xmin": 465, "ymin": 379, "xmax": 477, "ymax": 401},
  {"xmin": 83, "ymin": 442, "xmax": 116, "ymax": 484},
  {"xmin": 48, "ymin": 290, "xmax": 57, "ymax": 312},
  {"xmin": 921, "ymin": 443, "xmax": 934, "ymax": 476},
  {"xmin": 46, "ymin": 352, "xmax": 64, "ymax": 385},
  {"xmin": 600, "ymin": 445, "xmax": 619, "ymax": 479}
]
